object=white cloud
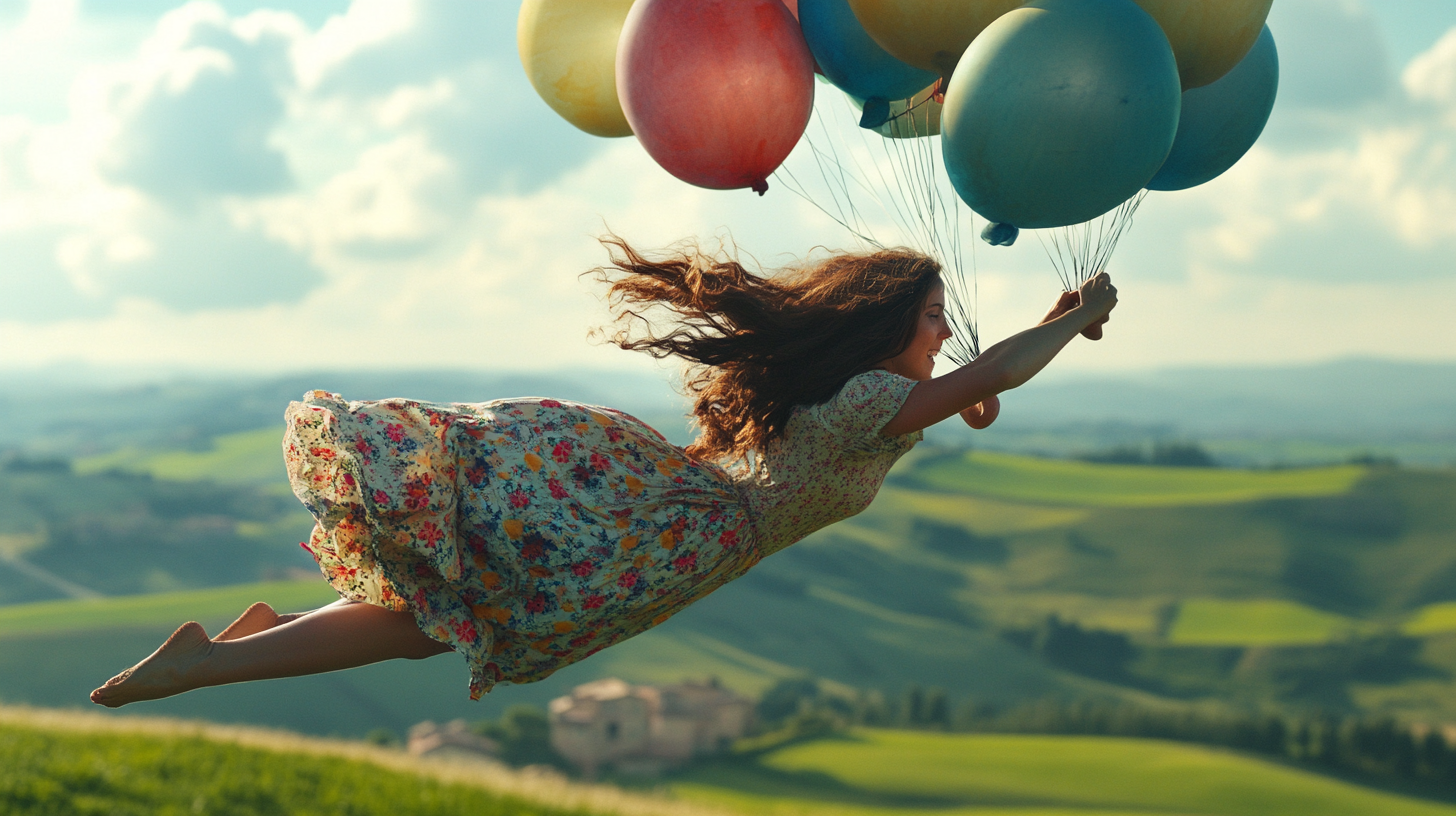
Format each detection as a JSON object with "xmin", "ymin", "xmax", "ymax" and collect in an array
[
  {"xmin": 100, "ymin": 2, "xmax": 304, "ymax": 205},
  {"xmin": 1404, "ymin": 27, "xmax": 1456, "ymax": 112}
]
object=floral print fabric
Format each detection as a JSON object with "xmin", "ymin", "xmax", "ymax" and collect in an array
[{"xmin": 283, "ymin": 369, "xmax": 921, "ymax": 698}]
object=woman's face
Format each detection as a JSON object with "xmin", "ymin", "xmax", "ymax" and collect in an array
[{"xmin": 880, "ymin": 280, "xmax": 952, "ymax": 381}]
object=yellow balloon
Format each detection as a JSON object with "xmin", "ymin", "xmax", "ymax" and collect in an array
[
  {"xmin": 518, "ymin": 0, "xmax": 636, "ymax": 138},
  {"xmin": 847, "ymin": 0, "xmax": 1025, "ymax": 77},
  {"xmin": 1130, "ymin": 0, "xmax": 1274, "ymax": 90}
]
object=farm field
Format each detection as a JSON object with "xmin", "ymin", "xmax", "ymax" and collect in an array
[
  {"xmin": 671, "ymin": 730, "xmax": 1456, "ymax": 816},
  {"xmin": 1167, "ymin": 598, "xmax": 1370, "ymax": 646},
  {"xmin": 75, "ymin": 427, "xmax": 290, "ymax": 488},
  {"xmin": 904, "ymin": 450, "xmax": 1365, "ymax": 507}
]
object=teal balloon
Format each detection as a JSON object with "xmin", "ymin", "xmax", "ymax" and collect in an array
[
  {"xmin": 1147, "ymin": 26, "xmax": 1278, "ymax": 192},
  {"xmin": 799, "ymin": 0, "xmax": 937, "ymax": 122},
  {"xmin": 941, "ymin": 0, "xmax": 1181, "ymax": 229}
]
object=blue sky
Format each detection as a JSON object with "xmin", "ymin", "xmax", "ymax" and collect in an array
[{"xmin": 1, "ymin": 0, "xmax": 1455, "ymax": 376}]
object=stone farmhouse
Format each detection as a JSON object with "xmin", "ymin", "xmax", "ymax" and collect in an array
[
  {"xmin": 407, "ymin": 719, "xmax": 501, "ymax": 760},
  {"xmin": 548, "ymin": 677, "xmax": 754, "ymax": 777}
]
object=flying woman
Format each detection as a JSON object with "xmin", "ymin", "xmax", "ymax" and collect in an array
[{"xmin": 91, "ymin": 238, "xmax": 1117, "ymax": 707}]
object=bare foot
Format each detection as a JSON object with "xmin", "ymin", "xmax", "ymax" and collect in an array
[
  {"xmin": 90, "ymin": 621, "xmax": 213, "ymax": 708},
  {"xmin": 214, "ymin": 602, "xmax": 279, "ymax": 642},
  {"xmin": 214, "ymin": 602, "xmax": 313, "ymax": 642}
]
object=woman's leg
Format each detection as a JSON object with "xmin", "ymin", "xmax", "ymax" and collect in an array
[
  {"xmin": 90, "ymin": 600, "xmax": 453, "ymax": 708},
  {"xmin": 212, "ymin": 599, "xmax": 352, "ymax": 642}
]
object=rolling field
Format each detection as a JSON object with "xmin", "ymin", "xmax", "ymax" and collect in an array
[
  {"xmin": 74, "ymin": 427, "xmax": 289, "ymax": 487},
  {"xmin": 1405, "ymin": 603, "xmax": 1456, "ymax": 637},
  {"xmin": 0, "ymin": 579, "xmax": 339, "ymax": 638},
  {"xmin": 907, "ymin": 450, "xmax": 1364, "ymax": 507},
  {"xmin": 9, "ymin": 433, "xmax": 1456, "ymax": 726},
  {"xmin": 670, "ymin": 730, "xmax": 1456, "ymax": 816},
  {"xmin": 1167, "ymin": 598, "xmax": 1368, "ymax": 646}
]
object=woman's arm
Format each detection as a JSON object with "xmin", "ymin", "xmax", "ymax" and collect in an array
[{"xmin": 882, "ymin": 273, "xmax": 1117, "ymax": 437}]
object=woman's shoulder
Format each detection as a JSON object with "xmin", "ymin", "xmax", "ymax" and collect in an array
[{"xmin": 795, "ymin": 369, "xmax": 921, "ymax": 449}]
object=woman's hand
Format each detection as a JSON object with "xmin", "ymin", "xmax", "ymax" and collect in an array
[
  {"xmin": 880, "ymin": 273, "xmax": 1117, "ymax": 438},
  {"xmin": 1076, "ymin": 273, "xmax": 1117, "ymax": 340},
  {"xmin": 1040, "ymin": 291, "xmax": 1080, "ymax": 325},
  {"xmin": 960, "ymin": 395, "xmax": 1000, "ymax": 429}
]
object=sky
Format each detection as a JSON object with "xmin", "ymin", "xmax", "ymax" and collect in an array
[{"xmin": 1, "ymin": 0, "xmax": 1455, "ymax": 379}]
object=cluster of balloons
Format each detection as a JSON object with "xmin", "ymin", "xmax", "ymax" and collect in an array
[{"xmin": 518, "ymin": 0, "xmax": 1279, "ymax": 235}]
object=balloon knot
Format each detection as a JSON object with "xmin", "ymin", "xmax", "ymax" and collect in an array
[
  {"xmin": 981, "ymin": 222, "xmax": 1019, "ymax": 246},
  {"xmin": 932, "ymin": 76, "xmax": 947, "ymax": 105},
  {"xmin": 860, "ymin": 98, "xmax": 891, "ymax": 129},
  {"xmin": 751, "ymin": 179, "xmax": 769, "ymax": 196}
]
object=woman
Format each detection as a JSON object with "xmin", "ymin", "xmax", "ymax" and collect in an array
[{"xmin": 91, "ymin": 238, "xmax": 1116, "ymax": 707}]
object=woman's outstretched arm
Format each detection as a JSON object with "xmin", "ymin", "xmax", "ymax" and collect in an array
[{"xmin": 881, "ymin": 273, "xmax": 1117, "ymax": 437}]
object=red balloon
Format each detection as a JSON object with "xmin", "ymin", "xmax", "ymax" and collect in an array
[{"xmin": 617, "ymin": 0, "xmax": 815, "ymax": 194}]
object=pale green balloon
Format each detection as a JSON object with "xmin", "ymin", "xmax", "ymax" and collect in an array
[{"xmin": 941, "ymin": 0, "xmax": 1181, "ymax": 229}]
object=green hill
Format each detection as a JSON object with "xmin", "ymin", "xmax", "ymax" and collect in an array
[
  {"xmin": 0, "ymin": 709, "xmax": 625, "ymax": 816},
  {"xmin": 672, "ymin": 730, "xmax": 1456, "ymax": 816}
]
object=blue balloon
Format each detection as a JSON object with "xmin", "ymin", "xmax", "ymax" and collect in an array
[
  {"xmin": 1147, "ymin": 26, "xmax": 1279, "ymax": 192},
  {"xmin": 941, "ymin": 0, "xmax": 1181, "ymax": 229},
  {"xmin": 799, "ymin": 0, "xmax": 938, "ymax": 126}
]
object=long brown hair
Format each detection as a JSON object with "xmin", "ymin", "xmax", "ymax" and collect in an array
[{"xmin": 594, "ymin": 235, "xmax": 941, "ymax": 462}]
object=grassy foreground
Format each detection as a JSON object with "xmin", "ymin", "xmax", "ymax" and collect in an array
[
  {"xmin": 672, "ymin": 730, "xmax": 1456, "ymax": 816},
  {"xmin": 0, "ymin": 707, "xmax": 719, "ymax": 816}
]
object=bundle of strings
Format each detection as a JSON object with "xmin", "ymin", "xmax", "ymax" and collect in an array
[
  {"xmin": 773, "ymin": 87, "xmax": 982, "ymax": 367},
  {"xmin": 1038, "ymin": 191, "xmax": 1148, "ymax": 292}
]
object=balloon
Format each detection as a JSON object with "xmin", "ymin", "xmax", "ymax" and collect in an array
[
  {"xmin": 869, "ymin": 85, "xmax": 942, "ymax": 138},
  {"xmin": 1130, "ymin": 0, "xmax": 1273, "ymax": 89},
  {"xmin": 799, "ymin": 0, "xmax": 937, "ymax": 125},
  {"xmin": 782, "ymin": 0, "xmax": 800, "ymax": 19},
  {"xmin": 847, "ymin": 0, "xmax": 1026, "ymax": 76},
  {"xmin": 1148, "ymin": 26, "xmax": 1278, "ymax": 191},
  {"xmin": 517, "ymin": 0, "xmax": 637, "ymax": 138},
  {"xmin": 617, "ymin": 0, "xmax": 815, "ymax": 193},
  {"xmin": 941, "ymin": 0, "xmax": 1181, "ymax": 229}
]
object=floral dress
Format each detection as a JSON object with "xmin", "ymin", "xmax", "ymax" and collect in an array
[{"xmin": 283, "ymin": 369, "xmax": 922, "ymax": 698}]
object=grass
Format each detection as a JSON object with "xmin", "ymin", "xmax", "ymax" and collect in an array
[
  {"xmin": 0, "ymin": 706, "xmax": 725, "ymax": 816},
  {"xmin": 911, "ymin": 451, "xmax": 1364, "ymax": 507},
  {"xmin": 670, "ymin": 730, "xmax": 1456, "ymax": 816},
  {"xmin": 1405, "ymin": 603, "xmax": 1456, "ymax": 637},
  {"xmin": 1168, "ymin": 598, "xmax": 1367, "ymax": 646},
  {"xmin": 74, "ymin": 427, "xmax": 288, "ymax": 486},
  {"xmin": 0, "ymin": 579, "xmax": 340, "ymax": 638},
  {"xmin": 871, "ymin": 488, "xmax": 1090, "ymax": 536}
]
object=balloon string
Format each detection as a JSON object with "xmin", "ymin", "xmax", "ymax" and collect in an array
[
  {"xmin": 1035, "ymin": 190, "xmax": 1148, "ymax": 292},
  {"xmin": 770, "ymin": 91, "xmax": 981, "ymax": 365}
]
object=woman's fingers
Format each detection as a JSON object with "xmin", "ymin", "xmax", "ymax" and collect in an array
[
  {"xmin": 1081, "ymin": 314, "xmax": 1108, "ymax": 341},
  {"xmin": 1078, "ymin": 273, "xmax": 1118, "ymax": 318}
]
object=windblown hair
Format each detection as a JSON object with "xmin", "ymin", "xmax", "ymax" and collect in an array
[{"xmin": 594, "ymin": 235, "xmax": 942, "ymax": 463}]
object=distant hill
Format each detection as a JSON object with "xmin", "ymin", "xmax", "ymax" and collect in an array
[
  {"xmin": 2, "ymin": 358, "xmax": 1455, "ymax": 465},
  {"xmin": 970, "ymin": 358, "xmax": 1456, "ymax": 466}
]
